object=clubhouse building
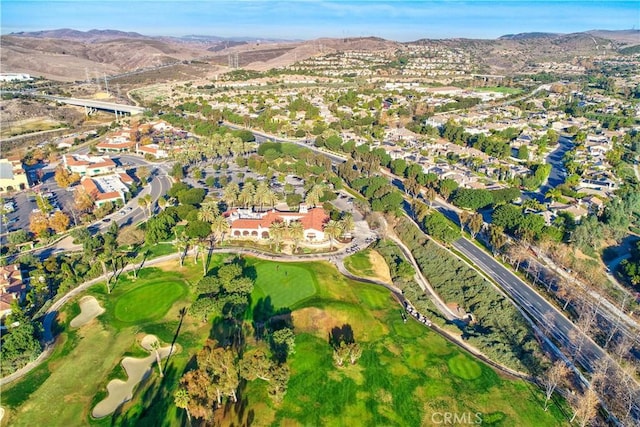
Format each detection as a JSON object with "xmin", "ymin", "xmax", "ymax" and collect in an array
[{"xmin": 226, "ymin": 204, "xmax": 329, "ymax": 242}]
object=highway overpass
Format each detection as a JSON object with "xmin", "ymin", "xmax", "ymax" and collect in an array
[{"xmin": 41, "ymin": 95, "xmax": 146, "ymax": 116}]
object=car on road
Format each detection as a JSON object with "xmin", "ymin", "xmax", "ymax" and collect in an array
[{"xmin": 102, "ymin": 218, "xmax": 111, "ymax": 223}]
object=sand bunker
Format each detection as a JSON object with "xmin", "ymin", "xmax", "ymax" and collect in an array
[
  {"xmin": 70, "ymin": 296, "xmax": 105, "ymax": 328},
  {"xmin": 92, "ymin": 335, "xmax": 174, "ymax": 419}
]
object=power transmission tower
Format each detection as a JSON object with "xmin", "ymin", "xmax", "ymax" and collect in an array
[
  {"xmin": 234, "ymin": 53, "xmax": 239, "ymax": 68},
  {"xmin": 116, "ymin": 83, "xmax": 121, "ymax": 99},
  {"xmin": 104, "ymin": 73, "xmax": 110, "ymax": 95}
]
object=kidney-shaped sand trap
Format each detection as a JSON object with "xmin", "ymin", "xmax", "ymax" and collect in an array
[
  {"xmin": 70, "ymin": 296, "xmax": 105, "ymax": 328},
  {"xmin": 92, "ymin": 335, "xmax": 174, "ymax": 419}
]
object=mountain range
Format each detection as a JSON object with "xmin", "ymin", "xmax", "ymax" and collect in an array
[{"xmin": 1, "ymin": 28, "xmax": 638, "ymax": 82}]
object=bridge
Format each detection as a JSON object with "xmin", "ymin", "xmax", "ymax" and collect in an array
[{"xmin": 40, "ymin": 95, "xmax": 146, "ymax": 117}]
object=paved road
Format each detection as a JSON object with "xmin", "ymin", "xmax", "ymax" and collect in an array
[
  {"xmin": 453, "ymin": 238, "xmax": 605, "ymax": 372},
  {"xmin": 538, "ymin": 135, "xmax": 573, "ymax": 196}
]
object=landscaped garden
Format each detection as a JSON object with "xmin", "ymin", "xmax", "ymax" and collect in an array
[{"xmin": 2, "ymin": 256, "xmax": 568, "ymax": 426}]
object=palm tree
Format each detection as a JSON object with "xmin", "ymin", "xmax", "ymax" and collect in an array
[
  {"xmin": 545, "ymin": 188, "xmax": 562, "ymax": 202},
  {"xmin": 340, "ymin": 213, "xmax": 355, "ymax": 238},
  {"xmin": 137, "ymin": 196, "xmax": 149, "ymax": 217},
  {"xmin": 222, "ymin": 182, "xmax": 240, "ymax": 209},
  {"xmin": 175, "ymin": 231, "xmax": 189, "ymax": 267},
  {"xmin": 157, "ymin": 196, "xmax": 167, "ymax": 211},
  {"xmin": 98, "ymin": 251, "xmax": 112, "ymax": 294},
  {"xmin": 269, "ymin": 220, "xmax": 286, "ymax": 252},
  {"xmin": 238, "ymin": 182, "xmax": 256, "ymax": 209},
  {"xmin": 265, "ymin": 189, "xmax": 279, "ymax": 209},
  {"xmin": 255, "ymin": 181, "xmax": 271, "ymax": 211},
  {"xmin": 289, "ymin": 220, "xmax": 304, "ymax": 253},
  {"xmin": 150, "ymin": 339, "xmax": 164, "ymax": 377},
  {"xmin": 323, "ymin": 220, "xmax": 343, "ymax": 250},
  {"xmin": 210, "ymin": 215, "xmax": 230, "ymax": 243},
  {"xmin": 305, "ymin": 184, "xmax": 324, "ymax": 207},
  {"xmin": 198, "ymin": 200, "xmax": 219, "ymax": 223},
  {"xmin": 174, "ymin": 389, "xmax": 191, "ymax": 422}
]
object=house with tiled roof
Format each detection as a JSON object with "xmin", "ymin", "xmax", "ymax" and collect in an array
[
  {"xmin": 0, "ymin": 264, "xmax": 27, "ymax": 319},
  {"xmin": 226, "ymin": 205, "xmax": 329, "ymax": 242},
  {"xmin": 96, "ymin": 129, "xmax": 136, "ymax": 153},
  {"xmin": 136, "ymin": 143, "xmax": 169, "ymax": 159}
]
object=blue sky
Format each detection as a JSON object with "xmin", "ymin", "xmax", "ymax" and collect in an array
[{"xmin": 2, "ymin": 1, "xmax": 638, "ymax": 41}]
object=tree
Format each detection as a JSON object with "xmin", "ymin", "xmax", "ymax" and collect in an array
[
  {"xmin": 238, "ymin": 182, "xmax": 256, "ymax": 208},
  {"xmin": 489, "ymin": 225, "xmax": 508, "ymax": 254},
  {"xmin": 424, "ymin": 187, "xmax": 436, "ymax": 207},
  {"xmin": 517, "ymin": 145, "xmax": 529, "ymax": 160},
  {"xmin": 348, "ymin": 342, "xmax": 362, "ymax": 365},
  {"xmin": 333, "ymin": 342, "xmax": 350, "ymax": 367},
  {"xmin": 49, "ymin": 211, "xmax": 70, "ymax": 233},
  {"xmin": 268, "ymin": 220, "xmax": 286, "ymax": 251},
  {"xmin": 74, "ymin": 186, "xmax": 95, "ymax": 213},
  {"xmin": 404, "ymin": 177, "xmax": 421, "ymax": 197},
  {"xmin": 305, "ymin": 184, "xmax": 324, "ymax": 207},
  {"xmin": 54, "ymin": 166, "xmax": 80, "ymax": 188},
  {"xmin": 171, "ymin": 162, "xmax": 185, "ymax": 180},
  {"xmin": 210, "ymin": 215, "xmax": 230, "ymax": 243},
  {"xmin": 0, "ymin": 309, "xmax": 42, "ymax": 375},
  {"xmin": 323, "ymin": 220, "xmax": 343, "ymax": 250},
  {"xmin": 468, "ymin": 213, "xmax": 483, "ymax": 239},
  {"xmin": 458, "ymin": 210, "xmax": 472, "ymax": 233},
  {"xmin": 150, "ymin": 339, "xmax": 164, "ymax": 377},
  {"xmin": 271, "ymin": 327, "xmax": 296, "ymax": 360},
  {"xmin": 198, "ymin": 200, "xmax": 219, "ymax": 223},
  {"xmin": 222, "ymin": 182, "xmax": 240, "ymax": 208},
  {"xmin": 239, "ymin": 349, "xmax": 272, "ymax": 382},
  {"xmin": 267, "ymin": 363, "xmax": 290, "ymax": 403},
  {"xmin": 116, "ymin": 225, "xmax": 145, "ymax": 248},
  {"xmin": 175, "ymin": 232, "xmax": 189, "ymax": 267},
  {"xmin": 288, "ymin": 220, "xmax": 304, "ymax": 253},
  {"xmin": 137, "ymin": 166, "xmax": 151, "ymax": 184},
  {"xmin": 185, "ymin": 220, "xmax": 211, "ymax": 240},
  {"xmin": 541, "ymin": 361, "xmax": 569, "ymax": 411},
  {"xmin": 29, "ymin": 212, "xmax": 50, "ymax": 237},
  {"xmin": 569, "ymin": 387, "xmax": 599, "ymax": 426},
  {"xmin": 173, "ymin": 388, "xmax": 191, "ymax": 422},
  {"xmin": 340, "ymin": 213, "xmax": 355, "ymax": 237}
]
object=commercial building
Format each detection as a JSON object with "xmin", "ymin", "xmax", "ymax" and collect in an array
[
  {"xmin": 0, "ymin": 156, "xmax": 30, "ymax": 193},
  {"xmin": 79, "ymin": 173, "xmax": 133, "ymax": 207},
  {"xmin": 62, "ymin": 154, "xmax": 117, "ymax": 177},
  {"xmin": 226, "ymin": 205, "xmax": 329, "ymax": 242}
]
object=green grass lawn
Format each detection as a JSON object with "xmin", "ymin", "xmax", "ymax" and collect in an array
[
  {"xmin": 3, "ymin": 258, "xmax": 569, "ymax": 427},
  {"xmin": 250, "ymin": 260, "xmax": 318, "ymax": 310},
  {"xmin": 113, "ymin": 281, "xmax": 185, "ymax": 324},
  {"xmin": 1, "ymin": 261, "xmax": 214, "ymax": 427},
  {"xmin": 344, "ymin": 249, "xmax": 375, "ymax": 277},
  {"xmin": 473, "ymin": 86, "xmax": 523, "ymax": 95},
  {"xmin": 231, "ymin": 260, "xmax": 569, "ymax": 427},
  {"xmin": 143, "ymin": 243, "xmax": 175, "ymax": 259}
]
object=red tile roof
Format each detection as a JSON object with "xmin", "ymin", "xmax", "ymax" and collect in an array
[{"xmin": 229, "ymin": 208, "xmax": 328, "ymax": 231}]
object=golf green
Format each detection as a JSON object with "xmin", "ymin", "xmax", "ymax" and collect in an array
[
  {"xmin": 252, "ymin": 262, "xmax": 317, "ymax": 309},
  {"xmin": 448, "ymin": 353, "xmax": 483, "ymax": 380},
  {"xmin": 114, "ymin": 281, "xmax": 185, "ymax": 323}
]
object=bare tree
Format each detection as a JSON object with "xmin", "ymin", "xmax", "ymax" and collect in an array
[
  {"xmin": 569, "ymin": 387, "xmax": 599, "ymax": 426},
  {"xmin": 541, "ymin": 361, "xmax": 570, "ymax": 411}
]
